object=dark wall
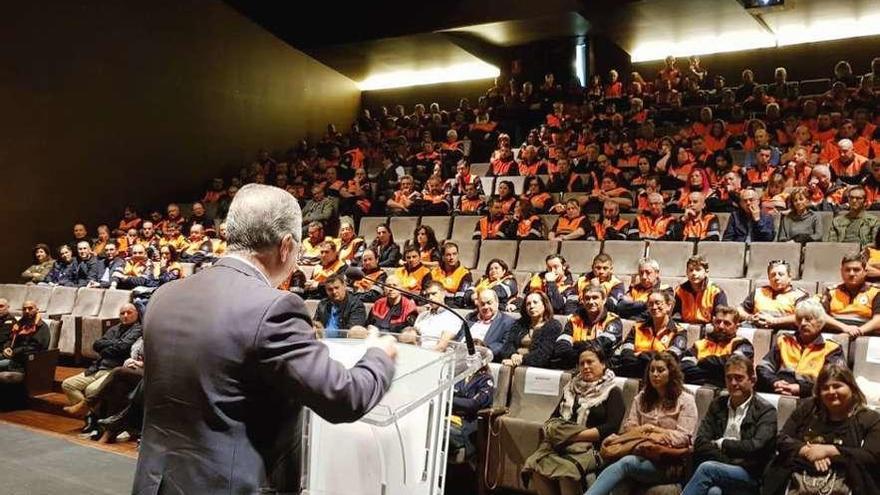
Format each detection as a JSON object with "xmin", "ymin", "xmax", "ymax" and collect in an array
[
  {"xmin": 632, "ymin": 36, "xmax": 880, "ymax": 84},
  {"xmin": 0, "ymin": 0, "xmax": 360, "ymax": 281}
]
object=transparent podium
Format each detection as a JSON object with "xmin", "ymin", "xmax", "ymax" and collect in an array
[{"xmin": 300, "ymin": 334, "xmax": 485, "ymax": 495}]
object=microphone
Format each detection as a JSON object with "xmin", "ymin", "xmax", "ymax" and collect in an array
[{"xmin": 345, "ymin": 266, "xmax": 476, "ymax": 355}]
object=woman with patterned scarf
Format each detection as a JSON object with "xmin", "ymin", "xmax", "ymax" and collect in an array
[{"xmin": 522, "ymin": 347, "xmax": 625, "ymax": 495}]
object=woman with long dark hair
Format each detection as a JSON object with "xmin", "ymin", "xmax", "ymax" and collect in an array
[
  {"xmin": 403, "ymin": 225, "xmax": 440, "ymax": 268},
  {"xmin": 369, "ymin": 223, "xmax": 401, "ymax": 268},
  {"xmin": 498, "ymin": 291, "xmax": 562, "ymax": 369}
]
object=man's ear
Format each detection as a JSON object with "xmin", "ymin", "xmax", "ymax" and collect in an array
[{"xmin": 280, "ymin": 234, "xmax": 298, "ymax": 264}]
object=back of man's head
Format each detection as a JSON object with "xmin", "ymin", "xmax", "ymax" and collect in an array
[{"xmin": 227, "ymin": 184, "xmax": 301, "ymax": 253}]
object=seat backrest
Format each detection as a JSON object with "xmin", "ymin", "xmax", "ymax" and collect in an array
[
  {"xmin": 500, "ymin": 176, "xmax": 525, "ymax": 195},
  {"xmin": 616, "ymin": 377, "xmax": 641, "ymax": 420},
  {"xmin": 45, "ymin": 286, "xmax": 78, "ymax": 315},
  {"xmin": 759, "ymin": 393, "xmax": 799, "ymax": 430},
  {"xmin": 455, "ymin": 240, "xmax": 480, "ymax": 269},
  {"xmin": 388, "ymin": 216, "xmax": 420, "ymax": 241},
  {"xmin": 71, "ymin": 288, "xmax": 105, "ymax": 317},
  {"xmin": 419, "ymin": 216, "xmax": 451, "ymax": 240},
  {"xmin": 714, "ymin": 212, "xmax": 731, "ymax": 234},
  {"xmin": 303, "ymin": 299, "xmax": 319, "ymax": 318},
  {"xmin": 713, "ymin": 278, "xmax": 752, "ymax": 308},
  {"xmin": 516, "ymin": 240, "xmax": 560, "ymax": 273},
  {"xmin": 853, "ymin": 337, "xmax": 880, "ymax": 382},
  {"xmin": 0, "ymin": 284, "xmax": 29, "ymax": 312},
  {"xmin": 694, "ymin": 387, "xmax": 717, "ymax": 433},
  {"xmin": 98, "ymin": 289, "xmax": 133, "ymax": 319},
  {"xmin": 477, "ymin": 240, "xmax": 518, "ymax": 271},
  {"xmin": 697, "ymin": 242, "xmax": 746, "ymax": 278},
  {"xmin": 25, "ymin": 285, "xmax": 54, "ymax": 312},
  {"xmin": 46, "ymin": 319, "xmax": 62, "ymax": 350},
  {"xmin": 479, "ymin": 177, "xmax": 495, "ymax": 198},
  {"xmin": 489, "ymin": 363, "xmax": 512, "ymax": 408},
  {"xmin": 451, "ymin": 215, "xmax": 477, "ymax": 241},
  {"xmin": 559, "ymin": 241, "xmax": 602, "ymax": 274},
  {"xmin": 602, "ymin": 240, "xmax": 647, "ymax": 275},
  {"xmin": 358, "ymin": 217, "xmax": 387, "ymax": 244},
  {"xmin": 470, "ymin": 163, "xmax": 490, "ymax": 176},
  {"xmin": 646, "ymin": 241, "xmax": 695, "ymax": 277},
  {"xmin": 508, "ymin": 366, "xmax": 571, "ymax": 422},
  {"xmin": 801, "ymin": 242, "xmax": 859, "ymax": 281},
  {"xmin": 512, "ymin": 272, "xmax": 532, "ymax": 298},
  {"xmin": 179, "ymin": 262, "xmax": 196, "ymax": 278},
  {"xmin": 747, "ymin": 242, "xmax": 801, "ymax": 279},
  {"xmin": 685, "ymin": 324, "xmax": 704, "ymax": 348},
  {"xmin": 737, "ymin": 327, "xmax": 772, "ymax": 365}
]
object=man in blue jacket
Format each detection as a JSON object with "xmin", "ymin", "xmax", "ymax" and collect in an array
[{"xmin": 722, "ymin": 188, "xmax": 775, "ymax": 242}]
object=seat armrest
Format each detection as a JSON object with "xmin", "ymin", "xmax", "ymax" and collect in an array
[{"xmin": 24, "ymin": 349, "xmax": 60, "ymax": 396}]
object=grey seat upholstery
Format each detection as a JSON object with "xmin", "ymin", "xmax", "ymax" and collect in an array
[
  {"xmin": 478, "ymin": 240, "xmax": 518, "ymax": 271},
  {"xmin": 24, "ymin": 285, "xmax": 54, "ymax": 313},
  {"xmin": 697, "ymin": 242, "xmax": 746, "ymax": 278},
  {"xmin": 58, "ymin": 288, "xmax": 105, "ymax": 358},
  {"xmin": 603, "ymin": 241, "xmax": 647, "ymax": 275},
  {"xmin": 714, "ymin": 278, "xmax": 752, "ymax": 308},
  {"xmin": 389, "ymin": 216, "xmax": 420, "ymax": 241},
  {"xmin": 648, "ymin": 241, "xmax": 696, "ymax": 277},
  {"xmin": 358, "ymin": 217, "xmax": 387, "ymax": 244},
  {"xmin": 456, "ymin": 240, "xmax": 480, "ymax": 269},
  {"xmin": 45, "ymin": 286, "xmax": 78, "ymax": 317},
  {"xmin": 451, "ymin": 215, "xmax": 478, "ymax": 241},
  {"xmin": 559, "ymin": 241, "xmax": 602, "ymax": 273},
  {"xmin": 419, "ymin": 216, "xmax": 451, "ymax": 240},
  {"xmin": 801, "ymin": 242, "xmax": 858, "ymax": 281},
  {"xmin": 516, "ymin": 240, "xmax": 559, "ymax": 273},
  {"xmin": 747, "ymin": 242, "xmax": 802, "ymax": 279},
  {"xmin": 80, "ymin": 289, "xmax": 133, "ymax": 359}
]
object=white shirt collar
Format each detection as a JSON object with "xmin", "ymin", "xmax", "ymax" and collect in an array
[{"xmin": 727, "ymin": 393, "xmax": 753, "ymax": 414}]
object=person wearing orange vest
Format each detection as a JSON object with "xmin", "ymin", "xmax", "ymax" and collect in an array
[
  {"xmin": 458, "ymin": 181, "xmax": 486, "ymax": 215},
  {"xmin": 674, "ymin": 255, "xmax": 728, "ymax": 325},
  {"xmin": 757, "ymin": 299, "xmax": 845, "ymax": 397},
  {"xmin": 336, "ymin": 217, "xmax": 365, "ymax": 264},
  {"xmin": 680, "ymin": 306, "xmax": 754, "ymax": 387},
  {"xmin": 303, "ymin": 241, "xmax": 347, "ymax": 299},
  {"xmin": 352, "ymin": 249, "xmax": 387, "ymax": 303},
  {"xmin": 672, "ymin": 192, "xmax": 721, "ymax": 241},
  {"xmin": 516, "ymin": 254, "xmax": 577, "ymax": 314},
  {"xmin": 299, "ymin": 221, "xmax": 338, "ymax": 266},
  {"xmin": 548, "ymin": 199, "xmax": 592, "ymax": 241},
  {"xmin": 613, "ymin": 289, "xmax": 687, "ymax": 378},
  {"xmin": 807, "ymin": 165, "xmax": 847, "ymax": 212},
  {"xmin": 429, "ymin": 242, "xmax": 473, "ymax": 308},
  {"xmin": 393, "ymin": 246, "xmax": 433, "ymax": 296},
  {"xmin": 472, "ymin": 199, "xmax": 513, "ymax": 240},
  {"xmin": 616, "ymin": 258, "xmax": 672, "ymax": 319},
  {"xmin": 739, "ymin": 260, "xmax": 809, "ymax": 329},
  {"xmin": 571, "ymin": 253, "xmax": 625, "ymax": 313},
  {"xmin": 511, "ymin": 198, "xmax": 545, "ymax": 240},
  {"xmin": 363, "ymin": 275, "xmax": 418, "ymax": 334},
  {"xmin": 587, "ymin": 201, "xmax": 629, "ymax": 241},
  {"xmin": 553, "ymin": 282, "xmax": 623, "ymax": 369},
  {"xmin": 466, "ymin": 258, "xmax": 518, "ymax": 309},
  {"xmin": 627, "ymin": 192, "xmax": 677, "ymax": 240},
  {"xmin": 829, "ymin": 138, "xmax": 869, "ymax": 185},
  {"xmin": 547, "ymin": 157, "xmax": 586, "ymax": 193},
  {"xmin": 819, "ymin": 252, "xmax": 880, "ymax": 337}
]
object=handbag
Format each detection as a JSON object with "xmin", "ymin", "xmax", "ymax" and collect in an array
[
  {"xmin": 599, "ymin": 428, "xmax": 689, "ymax": 464},
  {"xmin": 787, "ymin": 470, "xmax": 850, "ymax": 495}
]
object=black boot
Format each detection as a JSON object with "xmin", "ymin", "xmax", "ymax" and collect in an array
[
  {"xmin": 98, "ymin": 404, "xmax": 131, "ymax": 432},
  {"xmin": 80, "ymin": 413, "xmax": 98, "ymax": 434}
]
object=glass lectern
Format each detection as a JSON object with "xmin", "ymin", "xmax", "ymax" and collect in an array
[{"xmin": 300, "ymin": 335, "xmax": 484, "ymax": 495}]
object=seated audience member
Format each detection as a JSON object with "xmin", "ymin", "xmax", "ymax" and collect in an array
[
  {"xmin": 461, "ymin": 289, "xmax": 516, "ymax": 359},
  {"xmin": 71, "ymin": 223, "xmax": 91, "ymax": 250},
  {"xmin": 581, "ymin": 173, "xmax": 634, "ymax": 214},
  {"xmin": 627, "ymin": 192, "xmax": 677, "ymax": 240},
  {"xmin": 866, "ymin": 229, "xmax": 880, "ymax": 281},
  {"xmin": 465, "ymin": 258, "xmax": 518, "ymax": 309},
  {"xmin": 511, "ymin": 197, "xmax": 546, "ymax": 240},
  {"xmin": 188, "ymin": 202, "xmax": 215, "ymax": 234},
  {"xmin": 21, "ymin": 243, "xmax": 55, "ymax": 284},
  {"xmin": 303, "ymin": 241, "xmax": 347, "ymax": 299},
  {"xmin": 499, "ymin": 292, "xmax": 562, "ymax": 369},
  {"xmin": 137, "ymin": 221, "xmax": 160, "ymax": 251},
  {"xmin": 829, "ymin": 138, "xmax": 869, "ymax": 185},
  {"xmin": 826, "ymin": 186, "xmax": 878, "ymax": 245},
  {"xmin": 299, "ymin": 221, "xmax": 333, "ymax": 266},
  {"xmin": 0, "ymin": 300, "xmax": 49, "ymax": 376},
  {"xmin": 522, "ymin": 347, "xmax": 625, "ymax": 495},
  {"xmin": 744, "ymin": 145, "xmax": 777, "ymax": 188},
  {"xmin": 807, "ymin": 165, "xmax": 846, "ymax": 211},
  {"xmin": 401, "ymin": 281, "xmax": 462, "ymax": 351},
  {"xmin": 370, "ymin": 223, "xmax": 401, "ymax": 268},
  {"xmin": 614, "ymin": 290, "xmax": 687, "ymax": 378},
  {"xmin": 547, "ymin": 157, "xmax": 585, "ymax": 192},
  {"xmin": 706, "ymin": 170, "xmax": 744, "ymax": 213},
  {"xmin": 386, "ymin": 175, "xmax": 420, "ymax": 216},
  {"xmin": 548, "ymin": 199, "xmax": 592, "ymax": 240},
  {"xmin": 404, "ymin": 225, "xmax": 441, "ymax": 267},
  {"xmin": 522, "ymin": 176, "xmax": 555, "ymax": 213},
  {"xmin": 520, "ymin": 254, "xmax": 577, "ymax": 314},
  {"xmin": 279, "ymin": 267, "xmax": 307, "ymax": 295},
  {"xmin": 111, "ymin": 244, "xmax": 154, "ymax": 289},
  {"xmin": 685, "ymin": 355, "xmax": 777, "ymax": 495},
  {"xmin": 740, "ymin": 260, "xmax": 809, "ymax": 329},
  {"xmin": 616, "ymin": 257, "xmax": 671, "ymax": 319},
  {"xmin": 88, "ymin": 337, "xmax": 145, "ymax": 443},
  {"xmin": 160, "ymin": 203, "xmax": 187, "ymax": 233},
  {"xmin": 673, "ymin": 192, "xmax": 721, "ymax": 241},
  {"xmin": 473, "ymin": 199, "xmax": 514, "ymax": 240},
  {"xmin": 351, "ymin": 249, "xmax": 387, "ymax": 303},
  {"xmin": 554, "ymin": 283, "xmax": 623, "ymax": 369},
  {"xmin": 489, "ymin": 147, "xmax": 517, "ymax": 176},
  {"xmin": 573, "ymin": 253, "xmax": 625, "ymax": 313},
  {"xmin": 211, "ymin": 222, "xmax": 228, "ymax": 256},
  {"xmin": 588, "ymin": 201, "xmax": 629, "ymax": 241},
  {"xmin": 586, "ymin": 352, "xmax": 697, "ymax": 495},
  {"xmin": 201, "ymin": 177, "xmax": 226, "ymax": 204},
  {"xmin": 313, "ymin": 275, "xmax": 366, "ymax": 338},
  {"xmin": 757, "ymin": 300, "xmax": 845, "ymax": 397},
  {"xmin": 62, "ymin": 304, "xmax": 142, "ymax": 436},
  {"xmin": 71, "ymin": 240, "xmax": 104, "ymax": 288},
  {"xmin": 448, "ymin": 348, "xmax": 495, "ymax": 464},
  {"xmin": 674, "ymin": 255, "xmax": 728, "ymax": 325},
  {"xmin": 493, "ymin": 180, "xmax": 518, "ymax": 214},
  {"xmin": 429, "ymin": 242, "xmax": 472, "ymax": 308},
  {"xmin": 153, "ymin": 245, "xmax": 183, "ymax": 285},
  {"xmin": 115, "ymin": 205, "xmax": 142, "ymax": 238},
  {"xmin": 180, "ymin": 224, "xmax": 214, "ymax": 263},
  {"xmin": 93, "ymin": 225, "xmax": 112, "ymax": 257},
  {"xmin": 777, "ymin": 187, "xmax": 823, "ymax": 243},
  {"xmin": 117, "ymin": 228, "xmax": 139, "ymax": 255},
  {"xmin": 394, "ymin": 246, "xmax": 432, "ymax": 295},
  {"xmin": 339, "ymin": 168, "xmax": 372, "ymax": 221},
  {"xmin": 722, "ymin": 188, "xmax": 776, "ymax": 242},
  {"xmin": 302, "ymin": 184, "xmax": 335, "ymax": 228},
  {"xmin": 97, "ymin": 242, "xmax": 125, "ymax": 288},
  {"xmin": 363, "ymin": 276, "xmax": 418, "ymax": 334},
  {"xmin": 336, "ymin": 217, "xmax": 364, "ymax": 264},
  {"xmin": 457, "ymin": 181, "xmax": 486, "ymax": 215},
  {"xmin": 819, "ymin": 252, "xmax": 880, "ymax": 336},
  {"xmin": 681, "ymin": 306, "xmax": 755, "ymax": 387},
  {"xmin": 418, "ymin": 175, "xmax": 452, "ymax": 216},
  {"xmin": 217, "ymin": 185, "xmax": 237, "ymax": 219},
  {"xmin": 762, "ymin": 364, "xmax": 880, "ymax": 495},
  {"xmin": 446, "ymin": 159, "xmax": 481, "ymax": 196},
  {"xmin": 158, "ymin": 222, "xmax": 189, "ymax": 253}
]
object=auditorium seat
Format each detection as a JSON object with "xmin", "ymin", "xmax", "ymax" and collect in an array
[
  {"xmin": 714, "ymin": 278, "xmax": 752, "ymax": 307},
  {"xmin": 715, "ymin": 212, "xmax": 731, "ymax": 234},
  {"xmin": 799, "ymin": 78, "xmax": 832, "ymax": 96},
  {"xmin": 0, "ymin": 284, "xmax": 28, "ymax": 313},
  {"xmin": 539, "ymin": 214, "xmax": 559, "ymax": 233},
  {"xmin": 853, "ymin": 338, "xmax": 880, "ymax": 405},
  {"xmin": 456, "ymin": 239, "xmax": 480, "ymax": 269},
  {"xmin": 470, "ymin": 163, "xmax": 490, "ymax": 176},
  {"xmin": 515, "ymin": 240, "xmax": 559, "ymax": 273},
  {"xmin": 664, "ymin": 276, "xmax": 687, "ymax": 289},
  {"xmin": 451, "ymin": 215, "xmax": 477, "ymax": 241},
  {"xmin": 179, "ymin": 263, "xmax": 196, "ymax": 278},
  {"xmin": 44, "ymin": 286, "xmax": 78, "ymax": 318},
  {"xmin": 303, "ymin": 299, "xmax": 319, "ymax": 318},
  {"xmin": 479, "ymin": 177, "xmax": 495, "ymax": 199},
  {"xmin": 419, "ymin": 216, "xmax": 451, "ymax": 240},
  {"xmin": 58, "ymin": 288, "xmax": 105, "ymax": 359},
  {"xmin": 801, "ymin": 242, "xmax": 859, "ymax": 280},
  {"xmin": 816, "ymin": 211, "xmax": 835, "ymax": 239},
  {"xmin": 25, "ymin": 285, "xmax": 54, "ymax": 313},
  {"xmin": 513, "ymin": 271, "xmax": 533, "ymax": 296},
  {"xmin": 603, "ymin": 240, "xmax": 646, "ymax": 275},
  {"xmin": 358, "ymin": 216, "xmax": 387, "ymax": 243},
  {"xmin": 477, "ymin": 240, "xmax": 517, "ymax": 270},
  {"xmin": 736, "ymin": 327, "xmax": 772, "ymax": 364},
  {"xmin": 758, "ymin": 393, "xmax": 800, "ymax": 430},
  {"xmin": 697, "ymin": 242, "xmax": 745, "ymax": 278},
  {"xmin": 559, "ymin": 240, "xmax": 602, "ymax": 272},
  {"xmin": 746, "ymin": 242, "xmax": 802, "ymax": 279},
  {"xmin": 389, "ymin": 216, "xmax": 419, "ymax": 240},
  {"xmin": 646, "ymin": 241, "xmax": 695, "ymax": 277},
  {"xmin": 495, "ymin": 176, "xmax": 525, "ymax": 195},
  {"xmin": 80, "ymin": 289, "xmax": 133, "ymax": 360},
  {"xmin": 488, "ymin": 363, "xmax": 512, "ymax": 408}
]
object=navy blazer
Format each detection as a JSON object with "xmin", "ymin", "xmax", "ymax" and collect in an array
[
  {"xmin": 133, "ymin": 257, "xmax": 395, "ymax": 495},
  {"xmin": 458, "ymin": 311, "xmax": 516, "ymax": 361}
]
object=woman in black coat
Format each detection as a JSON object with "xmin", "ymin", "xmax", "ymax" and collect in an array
[{"xmin": 499, "ymin": 291, "xmax": 562, "ymax": 369}]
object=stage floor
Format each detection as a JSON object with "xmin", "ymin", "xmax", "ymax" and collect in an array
[{"xmin": 0, "ymin": 421, "xmax": 136, "ymax": 494}]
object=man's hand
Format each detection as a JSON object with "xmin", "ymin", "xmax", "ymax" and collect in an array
[
  {"xmin": 749, "ymin": 203, "xmax": 761, "ymax": 221},
  {"xmin": 841, "ymin": 324, "xmax": 862, "ymax": 337},
  {"xmin": 366, "ymin": 334, "xmax": 398, "ymax": 362},
  {"xmin": 754, "ymin": 314, "xmax": 777, "ymax": 328},
  {"xmin": 774, "ymin": 381, "xmax": 800, "ymax": 396}
]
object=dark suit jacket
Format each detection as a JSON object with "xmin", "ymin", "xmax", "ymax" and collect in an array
[
  {"xmin": 459, "ymin": 311, "xmax": 515, "ymax": 361},
  {"xmin": 133, "ymin": 257, "xmax": 395, "ymax": 495}
]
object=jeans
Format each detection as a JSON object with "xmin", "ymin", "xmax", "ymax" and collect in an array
[
  {"xmin": 0, "ymin": 359, "xmax": 12, "ymax": 371},
  {"xmin": 585, "ymin": 455, "xmax": 668, "ymax": 495},
  {"xmin": 681, "ymin": 461, "xmax": 757, "ymax": 495}
]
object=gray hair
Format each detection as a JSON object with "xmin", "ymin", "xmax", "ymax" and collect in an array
[
  {"xmin": 794, "ymin": 299, "xmax": 826, "ymax": 323},
  {"xmin": 226, "ymin": 184, "xmax": 302, "ymax": 253},
  {"xmin": 638, "ymin": 257, "xmax": 661, "ymax": 273}
]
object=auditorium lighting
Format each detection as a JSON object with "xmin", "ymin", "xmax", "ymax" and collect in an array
[
  {"xmin": 774, "ymin": 13, "xmax": 880, "ymax": 46},
  {"xmin": 358, "ymin": 61, "xmax": 501, "ymax": 91},
  {"xmin": 630, "ymin": 30, "xmax": 776, "ymax": 62}
]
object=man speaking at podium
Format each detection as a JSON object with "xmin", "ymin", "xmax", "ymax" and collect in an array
[{"xmin": 133, "ymin": 184, "xmax": 397, "ymax": 495}]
